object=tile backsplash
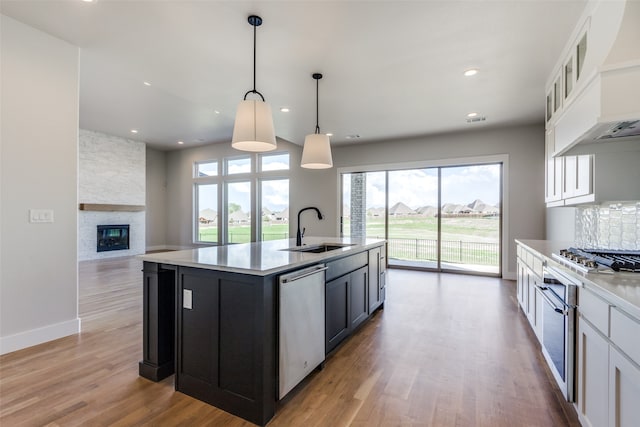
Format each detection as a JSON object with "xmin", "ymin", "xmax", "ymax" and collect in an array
[{"xmin": 575, "ymin": 201, "xmax": 640, "ymax": 250}]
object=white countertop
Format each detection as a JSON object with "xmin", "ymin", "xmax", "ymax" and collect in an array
[
  {"xmin": 516, "ymin": 239, "xmax": 640, "ymax": 319},
  {"xmin": 140, "ymin": 237, "xmax": 385, "ymax": 277}
]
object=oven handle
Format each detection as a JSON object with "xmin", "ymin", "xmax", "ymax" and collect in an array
[{"xmin": 535, "ymin": 284, "xmax": 569, "ymax": 315}]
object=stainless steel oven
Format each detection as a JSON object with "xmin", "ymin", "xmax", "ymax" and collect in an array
[{"xmin": 536, "ymin": 265, "xmax": 579, "ymax": 402}]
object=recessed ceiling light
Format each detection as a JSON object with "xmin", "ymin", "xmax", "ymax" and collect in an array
[
  {"xmin": 214, "ymin": 110, "xmax": 220, "ymax": 115},
  {"xmin": 464, "ymin": 69, "xmax": 478, "ymax": 77},
  {"xmin": 81, "ymin": 0, "xmax": 95, "ymax": 3},
  {"xmin": 143, "ymin": 81, "xmax": 151, "ymax": 86},
  {"xmin": 326, "ymin": 133, "xmax": 333, "ymax": 137},
  {"xmin": 177, "ymin": 141, "xmax": 184, "ymax": 145},
  {"xmin": 467, "ymin": 116, "xmax": 486, "ymax": 123},
  {"xmin": 345, "ymin": 134, "xmax": 360, "ymax": 139},
  {"xmin": 280, "ymin": 107, "xmax": 290, "ymax": 113},
  {"xmin": 130, "ymin": 129, "xmax": 138, "ymax": 134},
  {"xmin": 467, "ymin": 112, "xmax": 478, "ymax": 118}
]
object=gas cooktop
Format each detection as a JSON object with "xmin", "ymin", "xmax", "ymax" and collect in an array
[{"xmin": 553, "ymin": 248, "xmax": 640, "ymax": 273}]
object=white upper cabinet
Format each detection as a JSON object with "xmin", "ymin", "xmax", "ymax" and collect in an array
[{"xmin": 546, "ymin": 1, "xmax": 640, "ymax": 155}]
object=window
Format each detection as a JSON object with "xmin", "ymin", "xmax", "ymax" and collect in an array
[
  {"xmin": 260, "ymin": 152, "xmax": 290, "ymax": 171},
  {"xmin": 193, "ymin": 152, "xmax": 290, "ymax": 245},
  {"xmin": 226, "ymin": 156, "xmax": 251, "ymax": 174},
  {"xmin": 195, "ymin": 160, "xmax": 218, "ymax": 177},
  {"xmin": 226, "ymin": 181, "xmax": 251, "ymax": 244},
  {"xmin": 195, "ymin": 183, "xmax": 218, "ymax": 243},
  {"xmin": 261, "ymin": 179, "xmax": 289, "ymax": 241}
]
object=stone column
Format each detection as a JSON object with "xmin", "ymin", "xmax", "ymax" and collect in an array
[{"xmin": 350, "ymin": 173, "xmax": 366, "ymax": 239}]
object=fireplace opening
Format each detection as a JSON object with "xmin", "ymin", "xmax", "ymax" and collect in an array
[{"xmin": 97, "ymin": 224, "xmax": 130, "ymax": 252}]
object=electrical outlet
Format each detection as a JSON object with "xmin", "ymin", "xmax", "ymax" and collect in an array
[
  {"xmin": 29, "ymin": 209, "xmax": 54, "ymax": 223},
  {"xmin": 183, "ymin": 289, "xmax": 193, "ymax": 309}
]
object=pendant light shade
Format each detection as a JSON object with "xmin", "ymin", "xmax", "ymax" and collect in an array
[
  {"xmin": 301, "ymin": 73, "xmax": 333, "ymax": 169},
  {"xmin": 301, "ymin": 133, "xmax": 332, "ymax": 168},
  {"xmin": 232, "ymin": 99, "xmax": 276, "ymax": 152},
  {"xmin": 232, "ymin": 15, "xmax": 277, "ymax": 152}
]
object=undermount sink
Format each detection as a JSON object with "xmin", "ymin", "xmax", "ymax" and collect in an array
[{"xmin": 283, "ymin": 243, "xmax": 355, "ymax": 253}]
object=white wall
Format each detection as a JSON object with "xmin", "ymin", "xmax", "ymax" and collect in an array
[
  {"xmin": 146, "ymin": 148, "xmax": 167, "ymax": 250},
  {"xmin": 78, "ymin": 129, "xmax": 146, "ymax": 261},
  {"xmin": 0, "ymin": 15, "xmax": 80, "ymax": 354},
  {"xmin": 165, "ymin": 138, "xmax": 334, "ymax": 248},
  {"xmin": 546, "ymin": 207, "xmax": 576, "ymax": 243},
  {"xmin": 331, "ymin": 124, "xmax": 547, "ymax": 278}
]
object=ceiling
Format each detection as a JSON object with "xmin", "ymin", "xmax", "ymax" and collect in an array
[{"xmin": 1, "ymin": 0, "xmax": 587, "ymax": 151}]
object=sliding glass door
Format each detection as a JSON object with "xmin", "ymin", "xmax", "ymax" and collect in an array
[
  {"xmin": 440, "ymin": 164, "xmax": 501, "ymax": 274},
  {"xmin": 387, "ymin": 168, "xmax": 439, "ymax": 269},
  {"xmin": 341, "ymin": 162, "xmax": 502, "ymax": 276}
]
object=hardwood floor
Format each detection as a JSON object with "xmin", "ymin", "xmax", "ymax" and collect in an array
[{"xmin": 0, "ymin": 257, "xmax": 580, "ymax": 426}]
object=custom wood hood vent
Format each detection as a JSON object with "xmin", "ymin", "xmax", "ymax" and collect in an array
[{"xmin": 552, "ymin": 0, "xmax": 640, "ymax": 156}]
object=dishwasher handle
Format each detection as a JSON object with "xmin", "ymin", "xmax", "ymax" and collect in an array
[{"xmin": 280, "ymin": 265, "xmax": 327, "ymax": 283}]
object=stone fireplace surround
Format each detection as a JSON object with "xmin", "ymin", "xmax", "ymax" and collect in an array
[{"xmin": 78, "ymin": 129, "xmax": 145, "ymax": 261}]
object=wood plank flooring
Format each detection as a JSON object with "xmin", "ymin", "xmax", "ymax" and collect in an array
[{"xmin": 0, "ymin": 257, "xmax": 580, "ymax": 426}]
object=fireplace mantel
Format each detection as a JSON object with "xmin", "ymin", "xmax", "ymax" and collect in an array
[{"xmin": 79, "ymin": 203, "xmax": 145, "ymax": 212}]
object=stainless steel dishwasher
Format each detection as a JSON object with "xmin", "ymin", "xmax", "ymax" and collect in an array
[{"xmin": 278, "ymin": 264, "xmax": 326, "ymax": 399}]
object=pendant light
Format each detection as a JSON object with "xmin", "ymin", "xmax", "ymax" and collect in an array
[
  {"xmin": 301, "ymin": 73, "xmax": 333, "ymax": 169},
  {"xmin": 232, "ymin": 15, "xmax": 277, "ymax": 152}
]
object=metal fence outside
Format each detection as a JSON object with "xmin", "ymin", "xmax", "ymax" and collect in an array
[{"xmin": 385, "ymin": 237, "xmax": 499, "ymax": 266}]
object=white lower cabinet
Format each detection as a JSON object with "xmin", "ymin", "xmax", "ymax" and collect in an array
[
  {"xmin": 608, "ymin": 346, "xmax": 640, "ymax": 427},
  {"xmin": 577, "ymin": 317, "xmax": 609, "ymax": 427},
  {"xmin": 516, "ymin": 246, "xmax": 544, "ymax": 340},
  {"xmin": 577, "ymin": 287, "xmax": 640, "ymax": 427}
]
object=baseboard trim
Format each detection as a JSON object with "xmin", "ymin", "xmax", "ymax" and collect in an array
[
  {"xmin": 503, "ymin": 271, "xmax": 516, "ymax": 281},
  {"xmin": 0, "ymin": 317, "xmax": 81, "ymax": 355}
]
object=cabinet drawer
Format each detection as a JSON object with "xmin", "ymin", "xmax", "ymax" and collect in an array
[
  {"xmin": 326, "ymin": 252, "xmax": 368, "ymax": 282},
  {"xmin": 610, "ymin": 307, "xmax": 640, "ymax": 365},
  {"xmin": 579, "ymin": 287, "xmax": 610, "ymax": 336}
]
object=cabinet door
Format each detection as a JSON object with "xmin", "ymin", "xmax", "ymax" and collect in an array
[
  {"xmin": 350, "ymin": 266, "xmax": 369, "ymax": 330},
  {"xmin": 575, "ymin": 154, "xmax": 593, "ymax": 197},
  {"xmin": 609, "ymin": 346, "xmax": 640, "ymax": 427},
  {"xmin": 526, "ymin": 270, "xmax": 537, "ymax": 328},
  {"xmin": 577, "ymin": 317, "xmax": 609, "ymax": 427},
  {"xmin": 326, "ymin": 275, "xmax": 350, "ymax": 353},
  {"xmin": 368, "ymin": 248, "xmax": 381, "ymax": 313},
  {"xmin": 545, "ymin": 129, "xmax": 562, "ymax": 203},
  {"xmin": 516, "ymin": 260, "xmax": 526, "ymax": 310},
  {"xmin": 563, "ymin": 155, "xmax": 577, "ymax": 199}
]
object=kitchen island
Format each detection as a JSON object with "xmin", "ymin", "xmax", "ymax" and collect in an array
[{"xmin": 138, "ymin": 237, "xmax": 386, "ymax": 426}]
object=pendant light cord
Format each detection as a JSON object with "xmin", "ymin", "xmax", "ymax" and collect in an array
[
  {"xmin": 244, "ymin": 16, "xmax": 265, "ymax": 102},
  {"xmin": 315, "ymin": 77, "xmax": 320, "ymax": 134},
  {"xmin": 253, "ymin": 21, "xmax": 257, "ymax": 94}
]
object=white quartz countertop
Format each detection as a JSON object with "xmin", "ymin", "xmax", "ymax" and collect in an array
[
  {"xmin": 139, "ymin": 237, "xmax": 385, "ymax": 277},
  {"xmin": 516, "ymin": 239, "xmax": 640, "ymax": 319}
]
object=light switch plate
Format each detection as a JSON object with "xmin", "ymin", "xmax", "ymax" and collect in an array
[
  {"xmin": 29, "ymin": 209, "xmax": 54, "ymax": 223},
  {"xmin": 183, "ymin": 289, "xmax": 193, "ymax": 309}
]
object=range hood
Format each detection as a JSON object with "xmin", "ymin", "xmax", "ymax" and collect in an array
[{"xmin": 553, "ymin": 0, "xmax": 640, "ymax": 156}]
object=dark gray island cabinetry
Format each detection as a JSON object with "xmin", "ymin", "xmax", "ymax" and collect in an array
[{"xmin": 138, "ymin": 237, "xmax": 385, "ymax": 426}]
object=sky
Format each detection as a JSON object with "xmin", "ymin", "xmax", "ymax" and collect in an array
[{"xmin": 343, "ymin": 164, "xmax": 501, "ymax": 209}]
